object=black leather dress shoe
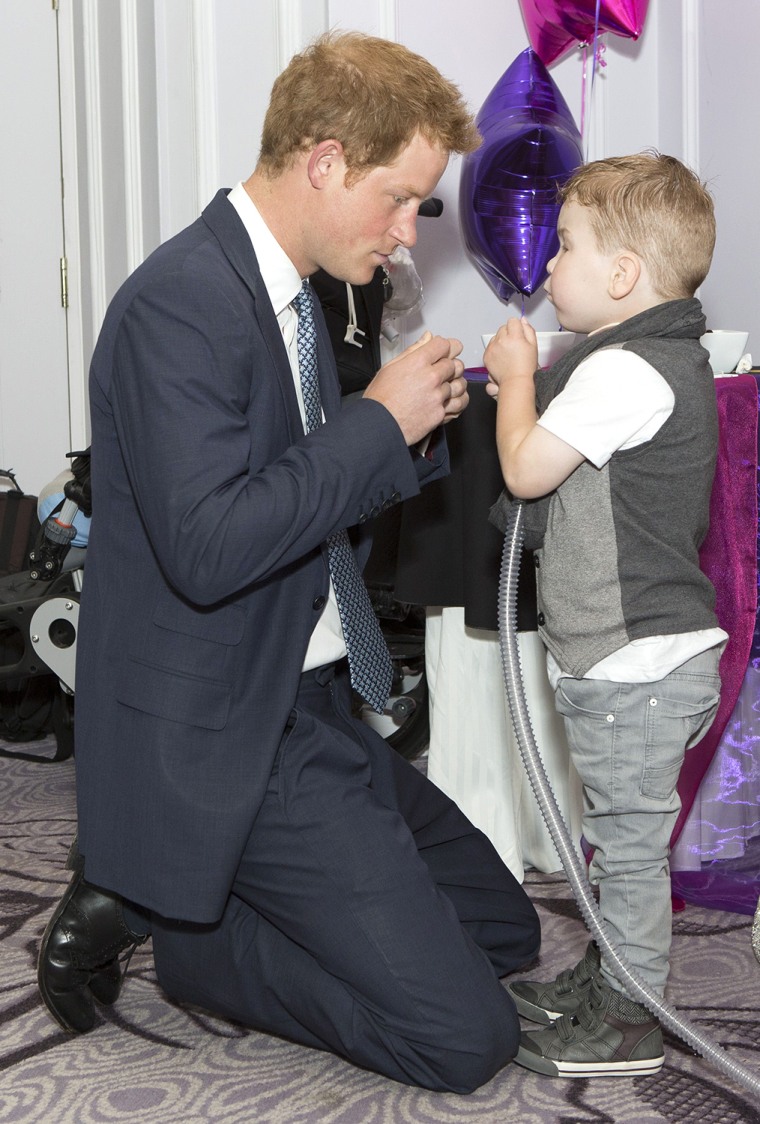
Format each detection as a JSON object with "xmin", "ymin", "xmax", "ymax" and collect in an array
[{"xmin": 38, "ymin": 864, "xmax": 147, "ymax": 1032}]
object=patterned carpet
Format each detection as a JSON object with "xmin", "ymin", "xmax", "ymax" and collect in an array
[{"xmin": 1, "ymin": 741, "xmax": 759, "ymax": 1123}]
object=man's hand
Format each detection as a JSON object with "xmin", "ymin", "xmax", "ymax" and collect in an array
[
  {"xmin": 484, "ymin": 317, "xmax": 538, "ymax": 399},
  {"xmin": 363, "ymin": 331, "xmax": 469, "ymax": 446}
]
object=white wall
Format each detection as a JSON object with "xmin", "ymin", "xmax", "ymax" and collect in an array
[
  {"xmin": 0, "ymin": 5, "xmax": 72, "ymax": 493},
  {"xmin": 696, "ymin": 0, "xmax": 758, "ymax": 343},
  {"xmin": 392, "ymin": 1, "xmax": 668, "ymax": 365},
  {"xmin": 106, "ymin": 0, "xmax": 760, "ymax": 373},
  {"xmin": 2, "ymin": 0, "xmax": 757, "ymax": 481}
]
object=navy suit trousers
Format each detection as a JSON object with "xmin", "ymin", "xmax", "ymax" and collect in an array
[{"xmin": 151, "ymin": 662, "xmax": 540, "ymax": 1093}]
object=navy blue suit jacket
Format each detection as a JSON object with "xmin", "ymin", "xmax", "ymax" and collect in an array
[{"xmin": 75, "ymin": 190, "xmax": 448, "ymax": 921}]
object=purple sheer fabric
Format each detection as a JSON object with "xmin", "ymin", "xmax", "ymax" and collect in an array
[{"xmin": 670, "ymin": 374, "xmax": 760, "ymax": 914}]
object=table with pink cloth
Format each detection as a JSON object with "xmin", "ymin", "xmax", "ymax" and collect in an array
[
  {"xmin": 669, "ymin": 373, "xmax": 760, "ymax": 914},
  {"xmin": 397, "ymin": 371, "xmax": 760, "ymax": 914}
]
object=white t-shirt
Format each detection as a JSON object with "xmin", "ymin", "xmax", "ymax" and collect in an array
[{"xmin": 536, "ymin": 346, "xmax": 726, "ymax": 686}]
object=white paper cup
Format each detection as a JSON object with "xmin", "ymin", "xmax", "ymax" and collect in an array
[
  {"xmin": 699, "ymin": 330, "xmax": 749, "ymax": 375},
  {"xmin": 481, "ymin": 329, "xmax": 576, "ymax": 369}
]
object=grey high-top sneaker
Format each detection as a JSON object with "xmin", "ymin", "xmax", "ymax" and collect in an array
[
  {"xmin": 515, "ymin": 976, "xmax": 664, "ymax": 1078},
  {"xmin": 507, "ymin": 940, "xmax": 601, "ymax": 1024}
]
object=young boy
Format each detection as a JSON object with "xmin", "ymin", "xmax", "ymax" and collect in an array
[{"xmin": 485, "ymin": 152, "xmax": 726, "ymax": 1078}]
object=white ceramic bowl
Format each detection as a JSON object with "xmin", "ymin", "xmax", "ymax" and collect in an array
[
  {"xmin": 481, "ymin": 329, "xmax": 576, "ymax": 369},
  {"xmin": 699, "ymin": 330, "xmax": 749, "ymax": 375}
]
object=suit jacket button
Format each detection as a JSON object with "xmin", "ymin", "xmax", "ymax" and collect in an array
[
  {"xmin": 390, "ymin": 491, "xmax": 401, "ymax": 503},
  {"xmin": 358, "ymin": 513, "xmax": 368, "ymax": 523},
  {"xmin": 537, "ymin": 612, "xmax": 545, "ymax": 626},
  {"xmin": 369, "ymin": 505, "xmax": 381, "ymax": 518},
  {"xmin": 313, "ymin": 595, "xmax": 326, "ymax": 611}
]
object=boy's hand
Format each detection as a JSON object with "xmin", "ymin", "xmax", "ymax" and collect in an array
[
  {"xmin": 489, "ymin": 316, "xmax": 585, "ymax": 499},
  {"xmin": 484, "ymin": 317, "xmax": 538, "ymax": 399}
]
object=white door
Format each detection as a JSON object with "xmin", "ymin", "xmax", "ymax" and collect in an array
[{"xmin": 0, "ymin": 2, "xmax": 72, "ymax": 496}]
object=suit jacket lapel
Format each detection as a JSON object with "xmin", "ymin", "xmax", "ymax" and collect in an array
[
  {"xmin": 200, "ymin": 190, "xmax": 303, "ymax": 436},
  {"xmin": 201, "ymin": 189, "xmax": 344, "ymax": 428}
]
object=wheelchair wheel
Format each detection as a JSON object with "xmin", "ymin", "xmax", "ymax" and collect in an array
[
  {"xmin": 357, "ymin": 598, "xmax": 429, "ymax": 761},
  {"xmin": 384, "ymin": 659, "xmax": 429, "ymax": 761},
  {"xmin": 52, "ymin": 687, "xmax": 75, "ymax": 761}
]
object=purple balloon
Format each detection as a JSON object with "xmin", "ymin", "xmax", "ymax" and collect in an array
[{"xmin": 459, "ymin": 49, "xmax": 583, "ymax": 302}]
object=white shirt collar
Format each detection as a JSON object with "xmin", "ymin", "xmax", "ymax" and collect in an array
[{"xmin": 227, "ymin": 182, "xmax": 302, "ymax": 315}]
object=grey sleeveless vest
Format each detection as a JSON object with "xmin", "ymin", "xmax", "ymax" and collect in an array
[{"xmin": 491, "ymin": 300, "xmax": 719, "ymax": 675}]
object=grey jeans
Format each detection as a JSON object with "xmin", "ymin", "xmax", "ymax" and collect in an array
[{"xmin": 554, "ymin": 646, "xmax": 722, "ymax": 997}]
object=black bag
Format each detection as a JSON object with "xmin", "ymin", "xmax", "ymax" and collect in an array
[
  {"xmin": 0, "ymin": 472, "xmax": 75, "ymax": 761},
  {"xmin": 0, "ymin": 673, "xmax": 58, "ymax": 744},
  {"xmin": 0, "ymin": 469, "xmax": 41, "ymax": 577},
  {"xmin": 310, "ymin": 267, "xmax": 386, "ymax": 396}
]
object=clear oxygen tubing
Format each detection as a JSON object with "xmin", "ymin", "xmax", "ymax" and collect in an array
[{"xmin": 498, "ymin": 500, "xmax": 760, "ymax": 1099}]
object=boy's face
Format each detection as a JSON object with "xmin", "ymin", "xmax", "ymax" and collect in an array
[{"xmin": 544, "ymin": 200, "xmax": 620, "ymax": 334}]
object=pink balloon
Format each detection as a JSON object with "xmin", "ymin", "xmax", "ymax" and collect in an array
[{"xmin": 519, "ymin": 0, "xmax": 651, "ymax": 65}]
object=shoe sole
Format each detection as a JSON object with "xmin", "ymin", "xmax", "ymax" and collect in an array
[{"xmin": 515, "ymin": 1044, "xmax": 665, "ymax": 1078}]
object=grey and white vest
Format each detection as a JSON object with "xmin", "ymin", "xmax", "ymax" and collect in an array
[{"xmin": 491, "ymin": 299, "xmax": 719, "ymax": 676}]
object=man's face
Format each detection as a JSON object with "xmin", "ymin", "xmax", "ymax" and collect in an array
[
  {"xmin": 544, "ymin": 200, "xmax": 619, "ymax": 334},
  {"xmin": 310, "ymin": 132, "xmax": 449, "ymax": 285}
]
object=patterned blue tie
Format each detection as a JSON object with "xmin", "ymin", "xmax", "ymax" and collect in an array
[{"xmin": 292, "ymin": 281, "xmax": 393, "ymax": 713}]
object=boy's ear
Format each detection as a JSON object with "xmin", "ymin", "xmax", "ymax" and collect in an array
[
  {"xmin": 609, "ymin": 252, "xmax": 641, "ymax": 300},
  {"xmin": 307, "ymin": 139, "xmax": 345, "ymax": 190}
]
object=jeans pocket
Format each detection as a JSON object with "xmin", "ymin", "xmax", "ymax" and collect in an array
[
  {"xmin": 641, "ymin": 678, "xmax": 721, "ymax": 799},
  {"xmin": 556, "ymin": 678, "xmax": 613, "ymax": 720},
  {"xmin": 555, "ymin": 678, "xmax": 618, "ymax": 762}
]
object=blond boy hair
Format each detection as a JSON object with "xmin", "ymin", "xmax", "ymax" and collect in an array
[{"xmin": 560, "ymin": 151, "xmax": 716, "ymax": 299}]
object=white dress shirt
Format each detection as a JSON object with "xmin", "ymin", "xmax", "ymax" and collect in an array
[{"xmin": 228, "ymin": 182, "xmax": 347, "ymax": 672}]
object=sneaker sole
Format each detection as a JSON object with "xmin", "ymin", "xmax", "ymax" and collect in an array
[{"xmin": 515, "ymin": 1044, "xmax": 665, "ymax": 1078}]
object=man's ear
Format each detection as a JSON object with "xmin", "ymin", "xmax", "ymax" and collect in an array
[
  {"xmin": 609, "ymin": 252, "xmax": 641, "ymax": 300},
  {"xmin": 307, "ymin": 139, "xmax": 345, "ymax": 190}
]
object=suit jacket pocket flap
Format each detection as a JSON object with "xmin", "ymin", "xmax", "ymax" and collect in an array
[
  {"xmin": 117, "ymin": 658, "xmax": 231, "ymax": 730},
  {"xmin": 153, "ymin": 598, "xmax": 246, "ymax": 645}
]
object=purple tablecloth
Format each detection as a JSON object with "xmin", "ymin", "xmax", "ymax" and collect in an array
[
  {"xmin": 670, "ymin": 374, "xmax": 760, "ymax": 913},
  {"xmin": 674, "ymin": 374, "xmax": 758, "ymax": 843}
]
